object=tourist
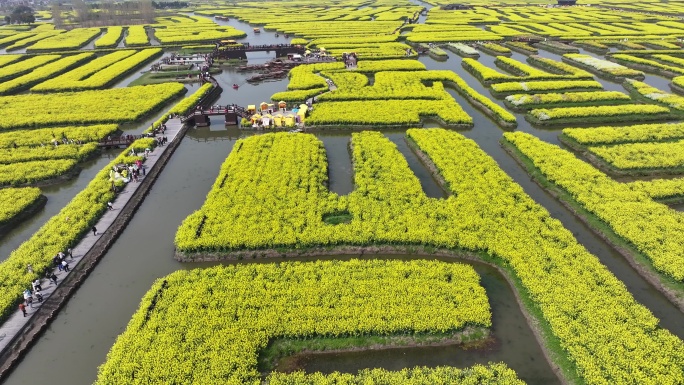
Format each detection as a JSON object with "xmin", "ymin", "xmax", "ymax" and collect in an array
[
  {"xmin": 92, "ymin": 226, "xmax": 98, "ymax": 236},
  {"xmin": 35, "ymin": 290, "xmax": 43, "ymax": 303},
  {"xmin": 62, "ymin": 260, "xmax": 70, "ymax": 273},
  {"xmin": 23, "ymin": 289, "xmax": 33, "ymax": 308},
  {"xmin": 32, "ymin": 279, "xmax": 41, "ymax": 292},
  {"xmin": 67, "ymin": 248, "xmax": 73, "ymax": 259},
  {"xmin": 107, "ymin": 201, "xmax": 114, "ymax": 211},
  {"xmin": 50, "ymin": 273, "xmax": 58, "ymax": 285},
  {"xmin": 19, "ymin": 303, "xmax": 26, "ymax": 317},
  {"xmin": 57, "ymin": 258, "xmax": 63, "ymax": 272}
]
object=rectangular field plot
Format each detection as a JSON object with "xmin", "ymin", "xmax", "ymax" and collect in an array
[
  {"xmin": 0, "ymin": 83, "xmax": 185, "ymax": 129},
  {"xmin": 26, "ymin": 27, "xmax": 102, "ymax": 52},
  {"xmin": 0, "ymin": 124, "xmax": 117, "ymax": 148},
  {"xmin": 589, "ymin": 141, "xmax": 684, "ymax": 171},
  {"xmin": 0, "ymin": 53, "xmax": 95, "ymax": 94},
  {"xmin": 463, "ymin": 56, "xmax": 592, "ymax": 85},
  {"xmin": 563, "ymin": 122, "xmax": 684, "ymax": 146},
  {"xmin": 563, "ymin": 123, "xmax": 684, "ymax": 174},
  {"xmin": 31, "ymin": 49, "xmax": 162, "ymax": 92}
]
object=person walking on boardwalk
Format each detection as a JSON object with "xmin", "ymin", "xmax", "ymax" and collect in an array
[
  {"xmin": 50, "ymin": 272, "xmax": 58, "ymax": 285},
  {"xmin": 23, "ymin": 289, "xmax": 33, "ymax": 308},
  {"xmin": 32, "ymin": 279, "xmax": 41, "ymax": 292},
  {"xmin": 92, "ymin": 226, "xmax": 98, "ymax": 236},
  {"xmin": 107, "ymin": 201, "xmax": 114, "ymax": 211},
  {"xmin": 67, "ymin": 248, "xmax": 73, "ymax": 259},
  {"xmin": 19, "ymin": 303, "xmax": 26, "ymax": 317},
  {"xmin": 61, "ymin": 260, "xmax": 70, "ymax": 272}
]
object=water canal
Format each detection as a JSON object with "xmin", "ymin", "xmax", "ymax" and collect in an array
[{"xmin": 3, "ymin": 9, "xmax": 684, "ymax": 385}]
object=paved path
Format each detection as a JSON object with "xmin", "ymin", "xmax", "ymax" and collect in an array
[{"xmin": 0, "ymin": 118, "xmax": 184, "ymax": 354}]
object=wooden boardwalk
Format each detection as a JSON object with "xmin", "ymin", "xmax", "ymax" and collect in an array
[{"xmin": 0, "ymin": 118, "xmax": 185, "ymax": 355}]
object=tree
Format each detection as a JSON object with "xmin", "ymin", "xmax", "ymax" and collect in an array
[
  {"xmin": 140, "ymin": 0, "xmax": 155, "ymax": 24},
  {"xmin": 71, "ymin": 0, "xmax": 89, "ymax": 24},
  {"xmin": 51, "ymin": 2, "xmax": 63, "ymax": 29},
  {"xmin": 10, "ymin": 6, "xmax": 35, "ymax": 24}
]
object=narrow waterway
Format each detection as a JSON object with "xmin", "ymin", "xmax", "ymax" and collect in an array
[
  {"xmin": 321, "ymin": 135, "xmax": 354, "ymax": 196},
  {"xmin": 420, "ymin": 51, "xmax": 684, "ymax": 338},
  {"xmin": 80, "ymin": 30, "xmax": 104, "ymax": 51},
  {"xmin": 4, "ymin": 9, "xmax": 684, "ymax": 385},
  {"xmin": 386, "ymin": 132, "xmax": 446, "ymax": 199},
  {"xmin": 1, "ymin": 124, "xmax": 558, "ymax": 385},
  {"xmin": 2, "ymin": 128, "xmax": 241, "ymax": 385},
  {"xmin": 290, "ymin": 256, "xmax": 558, "ymax": 385},
  {"xmin": 0, "ymin": 150, "xmax": 121, "ymax": 261}
]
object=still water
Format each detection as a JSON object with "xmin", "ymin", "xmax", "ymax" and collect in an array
[{"xmin": 3, "ymin": 12, "xmax": 684, "ymax": 385}]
